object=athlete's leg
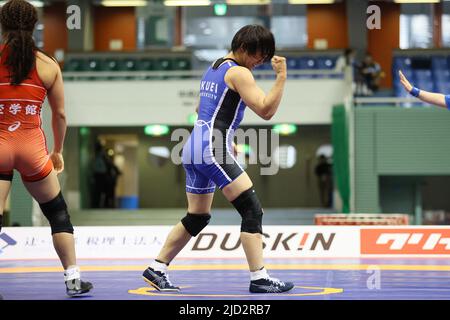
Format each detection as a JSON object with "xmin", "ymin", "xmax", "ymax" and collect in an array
[
  {"xmin": 143, "ymin": 156, "xmax": 216, "ymax": 291},
  {"xmin": 143, "ymin": 192, "xmax": 214, "ymax": 291},
  {"xmin": 222, "ymin": 172, "xmax": 263, "ymax": 272},
  {"xmin": 23, "ymin": 170, "xmax": 75, "ymax": 269},
  {"xmin": 0, "ymin": 177, "xmax": 12, "ymax": 233},
  {"xmin": 222, "ymin": 171, "xmax": 294, "ymax": 293},
  {"xmin": 23, "ymin": 169, "xmax": 93, "ymax": 296},
  {"xmin": 157, "ymin": 192, "xmax": 214, "ymax": 264}
]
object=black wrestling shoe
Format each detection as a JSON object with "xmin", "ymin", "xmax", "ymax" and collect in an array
[
  {"xmin": 142, "ymin": 267, "xmax": 180, "ymax": 292},
  {"xmin": 65, "ymin": 279, "xmax": 93, "ymax": 297},
  {"xmin": 249, "ymin": 277, "xmax": 294, "ymax": 293}
]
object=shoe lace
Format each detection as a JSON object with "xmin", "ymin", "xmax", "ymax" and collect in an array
[
  {"xmin": 156, "ymin": 271, "xmax": 175, "ymax": 287},
  {"xmin": 266, "ymin": 277, "xmax": 284, "ymax": 286},
  {"xmin": 164, "ymin": 273, "xmax": 174, "ymax": 286}
]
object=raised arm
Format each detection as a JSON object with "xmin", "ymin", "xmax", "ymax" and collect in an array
[
  {"xmin": 225, "ymin": 56, "xmax": 287, "ymax": 120},
  {"xmin": 399, "ymin": 70, "xmax": 449, "ymax": 109}
]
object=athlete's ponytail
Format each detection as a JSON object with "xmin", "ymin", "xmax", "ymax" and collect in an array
[{"xmin": 0, "ymin": 0, "xmax": 38, "ymax": 85}]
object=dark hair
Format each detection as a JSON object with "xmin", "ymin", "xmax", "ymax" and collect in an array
[
  {"xmin": 344, "ymin": 48, "xmax": 354, "ymax": 64},
  {"xmin": 0, "ymin": 0, "xmax": 39, "ymax": 85},
  {"xmin": 231, "ymin": 25, "xmax": 275, "ymax": 63}
]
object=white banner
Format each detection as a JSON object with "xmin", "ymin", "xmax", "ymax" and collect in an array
[
  {"xmin": 0, "ymin": 226, "xmax": 357, "ymax": 259},
  {"xmin": 63, "ymin": 79, "xmax": 346, "ymax": 126},
  {"xmin": 1, "ymin": 226, "xmax": 449, "ymax": 260}
]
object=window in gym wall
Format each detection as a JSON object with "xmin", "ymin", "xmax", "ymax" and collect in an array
[
  {"xmin": 399, "ymin": 4, "xmax": 433, "ymax": 49},
  {"xmin": 144, "ymin": 15, "xmax": 173, "ymax": 47},
  {"xmin": 35, "ymin": 22, "xmax": 44, "ymax": 49},
  {"xmin": 183, "ymin": 5, "xmax": 265, "ymax": 49},
  {"xmin": 184, "ymin": 17, "xmax": 263, "ymax": 49},
  {"xmin": 271, "ymin": 16, "xmax": 307, "ymax": 48},
  {"xmin": 443, "ymin": 15, "xmax": 450, "ymax": 47},
  {"xmin": 271, "ymin": 4, "xmax": 307, "ymax": 48},
  {"xmin": 137, "ymin": 17, "xmax": 146, "ymax": 50},
  {"xmin": 442, "ymin": 2, "xmax": 450, "ymax": 47},
  {"xmin": 183, "ymin": 4, "xmax": 307, "ymax": 49},
  {"xmin": 136, "ymin": 2, "xmax": 174, "ymax": 49}
]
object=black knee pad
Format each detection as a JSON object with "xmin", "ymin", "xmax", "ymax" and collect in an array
[
  {"xmin": 0, "ymin": 214, "xmax": 3, "ymax": 233},
  {"xmin": 231, "ymin": 188, "xmax": 263, "ymax": 234},
  {"xmin": 39, "ymin": 192, "xmax": 74, "ymax": 235},
  {"xmin": 181, "ymin": 213, "xmax": 211, "ymax": 237}
]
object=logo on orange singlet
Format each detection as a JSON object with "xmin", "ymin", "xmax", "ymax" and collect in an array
[
  {"xmin": 7, "ymin": 121, "xmax": 21, "ymax": 132},
  {"xmin": 361, "ymin": 229, "xmax": 450, "ymax": 254}
]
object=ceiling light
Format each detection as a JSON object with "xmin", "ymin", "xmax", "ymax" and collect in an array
[
  {"xmin": 101, "ymin": 0, "xmax": 147, "ymax": 6},
  {"xmin": 164, "ymin": 0, "xmax": 211, "ymax": 6},
  {"xmin": 394, "ymin": 0, "xmax": 440, "ymax": 3},
  {"xmin": 288, "ymin": 0, "xmax": 335, "ymax": 4},
  {"xmin": 226, "ymin": 0, "xmax": 270, "ymax": 4}
]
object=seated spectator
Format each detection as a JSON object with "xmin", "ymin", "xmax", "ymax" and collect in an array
[{"xmin": 359, "ymin": 53, "xmax": 384, "ymax": 96}]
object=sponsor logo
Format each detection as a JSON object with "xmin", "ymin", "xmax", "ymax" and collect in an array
[
  {"xmin": 191, "ymin": 232, "xmax": 336, "ymax": 252},
  {"xmin": 8, "ymin": 121, "xmax": 21, "ymax": 132},
  {"xmin": 0, "ymin": 233, "xmax": 18, "ymax": 255},
  {"xmin": 361, "ymin": 229, "xmax": 450, "ymax": 254}
]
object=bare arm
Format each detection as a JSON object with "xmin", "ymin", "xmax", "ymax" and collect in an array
[
  {"xmin": 399, "ymin": 70, "xmax": 448, "ymax": 109},
  {"xmin": 47, "ymin": 63, "xmax": 67, "ymax": 172},
  {"xmin": 226, "ymin": 56, "xmax": 287, "ymax": 120},
  {"xmin": 48, "ymin": 65, "xmax": 66, "ymax": 152}
]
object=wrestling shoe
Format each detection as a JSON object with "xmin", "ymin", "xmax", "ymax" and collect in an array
[
  {"xmin": 64, "ymin": 266, "xmax": 93, "ymax": 297},
  {"xmin": 65, "ymin": 279, "xmax": 93, "ymax": 297},
  {"xmin": 142, "ymin": 267, "xmax": 180, "ymax": 292},
  {"xmin": 249, "ymin": 277, "xmax": 294, "ymax": 293}
]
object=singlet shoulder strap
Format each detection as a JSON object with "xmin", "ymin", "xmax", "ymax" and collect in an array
[{"xmin": 212, "ymin": 57, "xmax": 240, "ymax": 70}]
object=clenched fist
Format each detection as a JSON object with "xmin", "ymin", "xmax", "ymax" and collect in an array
[{"xmin": 271, "ymin": 56, "xmax": 287, "ymax": 78}]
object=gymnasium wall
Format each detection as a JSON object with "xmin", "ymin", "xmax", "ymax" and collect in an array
[
  {"xmin": 43, "ymin": 2, "xmax": 68, "ymax": 57},
  {"xmin": 367, "ymin": 1, "xmax": 400, "ymax": 89},
  {"xmin": 307, "ymin": 2, "xmax": 348, "ymax": 50},
  {"xmin": 93, "ymin": 6, "xmax": 137, "ymax": 51},
  {"xmin": 354, "ymin": 107, "xmax": 450, "ymax": 215},
  {"xmin": 44, "ymin": 1, "xmax": 445, "ymax": 90}
]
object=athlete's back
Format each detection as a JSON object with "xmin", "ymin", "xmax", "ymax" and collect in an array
[{"xmin": 0, "ymin": 46, "xmax": 58, "ymax": 181}]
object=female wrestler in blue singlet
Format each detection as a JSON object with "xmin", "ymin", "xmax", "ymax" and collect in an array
[{"xmin": 142, "ymin": 25, "xmax": 294, "ymax": 294}]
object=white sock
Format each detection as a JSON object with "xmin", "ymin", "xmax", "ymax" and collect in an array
[
  {"xmin": 64, "ymin": 265, "xmax": 80, "ymax": 282},
  {"xmin": 250, "ymin": 267, "xmax": 269, "ymax": 281},
  {"xmin": 150, "ymin": 260, "xmax": 168, "ymax": 273}
]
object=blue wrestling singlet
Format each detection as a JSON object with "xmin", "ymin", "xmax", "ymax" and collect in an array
[{"xmin": 182, "ymin": 58, "xmax": 247, "ymax": 194}]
